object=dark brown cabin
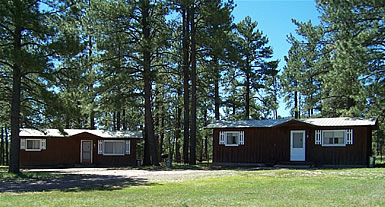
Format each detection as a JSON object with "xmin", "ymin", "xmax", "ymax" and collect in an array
[
  {"xmin": 207, "ymin": 117, "xmax": 378, "ymax": 167},
  {"xmin": 19, "ymin": 129, "xmax": 142, "ymax": 167}
]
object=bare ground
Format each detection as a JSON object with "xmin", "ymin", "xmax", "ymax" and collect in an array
[
  {"xmin": 30, "ymin": 167, "xmax": 239, "ymax": 182},
  {"xmin": 0, "ymin": 167, "xmax": 241, "ymax": 193}
]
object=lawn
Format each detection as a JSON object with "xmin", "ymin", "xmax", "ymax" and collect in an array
[{"xmin": 1, "ymin": 167, "xmax": 385, "ymax": 207}]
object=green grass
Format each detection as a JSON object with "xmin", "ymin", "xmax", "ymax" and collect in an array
[
  {"xmin": 1, "ymin": 168, "xmax": 385, "ymax": 206},
  {"xmin": 375, "ymin": 156, "xmax": 385, "ymax": 165}
]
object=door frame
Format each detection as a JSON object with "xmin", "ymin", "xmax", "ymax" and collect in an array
[
  {"xmin": 290, "ymin": 130, "xmax": 306, "ymax": 161},
  {"xmin": 80, "ymin": 140, "xmax": 93, "ymax": 164}
]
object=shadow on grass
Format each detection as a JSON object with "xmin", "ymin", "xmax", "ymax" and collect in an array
[{"xmin": 0, "ymin": 172, "xmax": 154, "ymax": 193}]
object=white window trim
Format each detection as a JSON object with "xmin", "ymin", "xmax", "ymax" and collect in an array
[
  {"xmin": 125, "ymin": 140, "xmax": 130, "ymax": 155},
  {"xmin": 315, "ymin": 130, "xmax": 322, "ymax": 145},
  {"xmin": 25, "ymin": 139, "xmax": 43, "ymax": 151},
  {"xmin": 321, "ymin": 130, "xmax": 346, "ymax": 147},
  {"xmin": 224, "ymin": 131, "xmax": 241, "ymax": 147},
  {"xmin": 103, "ymin": 140, "xmax": 126, "ymax": 156},
  {"xmin": 98, "ymin": 140, "xmax": 103, "ymax": 154}
]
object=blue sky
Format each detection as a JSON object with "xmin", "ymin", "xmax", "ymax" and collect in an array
[{"xmin": 232, "ymin": 0, "xmax": 320, "ymax": 117}]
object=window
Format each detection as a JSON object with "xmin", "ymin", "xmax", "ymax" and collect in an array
[
  {"xmin": 98, "ymin": 140, "xmax": 130, "ymax": 156},
  {"xmin": 219, "ymin": 131, "xmax": 244, "ymax": 146},
  {"xmin": 21, "ymin": 139, "xmax": 46, "ymax": 151},
  {"xmin": 322, "ymin": 130, "xmax": 345, "ymax": 146},
  {"xmin": 226, "ymin": 132, "xmax": 239, "ymax": 146},
  {"xmin": 104, "ymin": 140, "xmax": 125, "ymax": 155},
  {"xmin": 27, "ymin": 140, "xmax": 40, "ymax": 150}
]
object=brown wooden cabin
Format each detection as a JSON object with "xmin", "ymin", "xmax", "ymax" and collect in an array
[
  {"xmin": 207, "ymin": 117, "xmax": 378, "ymax": 167},
  {"xmin": 19, "ymin": 129, "xmax": 142, "ymax": 167}
]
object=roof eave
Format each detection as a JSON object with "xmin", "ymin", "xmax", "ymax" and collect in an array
[{"xmin": 272, "ymin": 119, "xmax": 316, "ymax": 128}]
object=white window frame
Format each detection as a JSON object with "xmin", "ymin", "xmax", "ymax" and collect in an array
[
  {"xmin": 224, "ymin": 131, "xmax": 243, "ymax": 147},
  {"xmin": 24, "ymin": 139, "xmax": 44, "ymax": 151},
  {"xmin": 322, "ymin": 130, "xmax": 346, "ymax": 147},
  {"xmin": 103, "ymin": 140, "xmax": 126, "ymax": 156}
]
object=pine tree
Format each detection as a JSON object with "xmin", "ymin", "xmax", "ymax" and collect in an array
[
  {"xmin": 234, "ymin": 16, "xmax": 275, "ymax": 119},
  {"xmin": 0, "ymin": 0, "xmax": 81, "ymax": 173}
]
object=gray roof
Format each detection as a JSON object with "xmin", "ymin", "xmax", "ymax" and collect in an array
[
  {"xmin": 299, "ymin": 117, "xmax": 377, "ymax": 127},
  {"xmin": 206, "ymin": 117, "xmax": 377, "ymax": 129},
  {"xmin": 20, "ymin": 129, "xmax": 143, "ymax": 139},
  {"xmin": 206, "ymin": 119, "xmax": 290, "ymax": 128}
]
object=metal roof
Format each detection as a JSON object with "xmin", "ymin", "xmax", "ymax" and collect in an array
[
  {"xmin": 206, "ymin": 117, "xmax": 377, "ymax": 129},
  {"xmin": 20, "ymin": 129, "xmax": 143, "ymax": 139},
  {"xmin": 299, "ymin": 117, "xmax": 378, "ymax": 127},
  {"xmin": 205, "ymin": 119, "xmax": 290, "ymax": 128}
]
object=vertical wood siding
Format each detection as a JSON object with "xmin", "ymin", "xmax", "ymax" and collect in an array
[
  {"xmin": 20, "ymin": 133, "xmax": 137, "ymax": 167},
  {"xmin": 213, "ymin": 124, "xmax": 372, "ymax": 166}
]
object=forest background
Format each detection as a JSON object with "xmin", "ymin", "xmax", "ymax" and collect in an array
[{"xmin": 1, "ymin": 0, "xmax": 384, "ymax": 172}]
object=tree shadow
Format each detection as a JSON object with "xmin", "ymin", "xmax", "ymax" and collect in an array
[{"xmin": 0, "ymin": 173, "xmax": 154, "ymax": 193}]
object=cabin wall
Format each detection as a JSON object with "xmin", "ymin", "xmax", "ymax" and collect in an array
[
  {"xmin": 213, "ymin": 125, "xmax": 372, "ymax": 166},
  {"xmin": 213, "ymin": 127, "xmax": 290, "ymax": 164},
  {"xmin": 308, "ymin": 126, "xmax": 370, "ymax": 166},
  {"xmin": 20, "ymin": 133, "xmax": 137, "ymax": 167}
]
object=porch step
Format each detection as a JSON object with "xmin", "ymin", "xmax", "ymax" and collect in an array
[
  {"xmin": 274, "ymin": 161, "xmax": 314, "ymax": 169},
  {"xmin": 74, "ymin": 164, "xmax": 96, "ymax": 168}
]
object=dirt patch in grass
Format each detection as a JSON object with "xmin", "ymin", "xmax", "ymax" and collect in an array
[
  {"xmin": 27, "ymin": 167, "xmax": 239, "ymax": 182},
  {"xmin": 0, "ymin": 167, "xmax": 242, "ymax": 192}
]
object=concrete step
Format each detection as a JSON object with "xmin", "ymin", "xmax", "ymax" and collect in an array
[
  {"xmin": 274, "ymin": 161, "xmax": 314, "ymax": 169},
  {"xmin": 74, "ymin": 164, "xmax": 96, "ymax": 168},
  {"xmin": 274, "ymin": 164, "xmax": 313, "ymax": 169}
]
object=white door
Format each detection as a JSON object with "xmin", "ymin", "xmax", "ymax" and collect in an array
[
  {"xmin": 81, "ymin": 140, "xmax": 93, "ymax": 164},
  {"xmin": 290, "ymin": 130, "xmax": 305, "ymax": 161}
]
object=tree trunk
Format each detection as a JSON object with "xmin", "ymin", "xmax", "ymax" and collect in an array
[
  {"xmin": 189, "ymin": 4, "xmax": 197, "ymax": 165},
  {"xmin": 347, "ymin": 97, "xmax": 354, "ymax": 111},
  {"xmin": 116, "ymin": 111, "xmax": 121, "ymax": 130},
  {"xmin": 232, "ymin": 100, "xmax": 236, "ymax": 116},
  {"xmin": 203, "ymin": 108, "xmax": 208, "ymax": 161},
  {"xmin": 90, "ymin": 110, "xmax": 95, "ymax": 129},
  {"xmin": 214, "ymin": 57, "xmax": 220, "ymax": 120},
  {"xmin": 294, "ymin": 89, "xmax": 299, "ymax": 119},
  {"xmin": 5, "ymin": 128, "xmax": 9, "ymax": 166},
  {"xmin": 144, "ymin": 74, "xmax": 158, "ymax": 165},
  {"xmin": 298, "ymin": 93, "xmax": 301, "ymax": 119},
  {"xmin": 143, "ymin": 125, "xmax": 151, "ymax": 165},
  {"xmin": 10, "ymin": 64, "xmax": 21, "ymax": 173},
  {"xmin": 9, "ymin": 20, "xmax": 22, "ymax": 173},
  {"xmin": 199, "ymin": 138, "xmax": 203, "ymax": 163},
  {"xmin": 169, "ymin": 134, "xmax": 174, "ymax": 163},
  {"xmin": 159, "ymin": 106, "xmax": 164, "ymax": 155},
  {"xmin": 122, "ymin": 108, "xmax": 127, "ymax": 130},
  {"xmin": 142, "ymin": 0, "xmax": 159, "ymax": 166},
  {"xmin": 113, "ymin": 112, "xmax": 116, "ymax": 130},
  {"xmin": 1, "ymin": 127, "xmax": 4, "ymax": 165},
  {"xmin": 245, "ymin": 71, "xmax": 250, "ymax": 120},
  {"xmin": 205, "ymin": 135, "xmax": 208, "ymax": 161},
  {"xmin": 88, "ymin": 20, "xmax": 95, "ymax": 130},
  {"xmin": 65, "ymin": 115, "xmax": 70, "ymax": 128},
  {"xmin": 175, "ymin": 87, "xmax": 182, "ymax": 163},
  {"xmin": 182, "ymin": 6, "xmax": 190, "ymax": 164}
]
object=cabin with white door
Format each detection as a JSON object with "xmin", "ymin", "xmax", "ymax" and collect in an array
[
  {"xmin": 19, "ymin": 129, "xmax": 142, "ymax": 167},
  {"xmin": 206, "ymin": 117, "xmax": 378, "ymax": 167}
]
